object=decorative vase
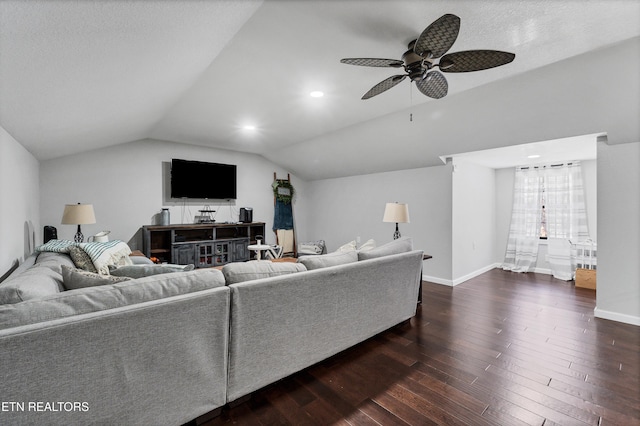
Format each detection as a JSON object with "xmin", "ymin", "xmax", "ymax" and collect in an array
[{"xmin": 160, "ymin": 208, "xmax": 170, "ymax": 226}]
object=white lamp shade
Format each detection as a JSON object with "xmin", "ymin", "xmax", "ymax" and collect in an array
[
  {"xmin": 61, "ymin": 204, "xmax": 96, "ymax": 225},
  {"xmin": 383, "ymin": 203, "xmax": 410, "ymax": 223}
]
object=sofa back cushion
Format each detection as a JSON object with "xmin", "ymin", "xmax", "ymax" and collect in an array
[
  {"xmin": 0, "ymin": 268, "xmax": 226, "ymax": 330},
  {"xmin": 0, "ymin": 252, "xmax": 75, "ymax": 304},
  {"xmin": 108, "ymin": 263, "xmax": 195, "ymax": 279},
  {"xmin": 297, "ymin": 250, "xmax": 358, "ymax": 270},
  {"xmin": 222, "ymin": 260, "xmax": 306, "ymax": 285},
  {"xmin": 62, "ymin": 266, "xmax": 133, "ymax": 290},
  {"xmin": 357, "ymin": 236, "xmax": 413, "ymax": 261},
  {"xmin": 0, "ymin": 266, "xmax": 65, "ymax": 304}
]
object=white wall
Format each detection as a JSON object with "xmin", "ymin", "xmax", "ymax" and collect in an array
[
  {"xmin": 306, "ymin": 164, "xmax": 453, "ymax": 282},
  {"xmin": 39, "ymin": 139, "xmax": 308, "ymax": 250},
  {"xmin": 0, "ymin": 125, "xmax": 40, "ymax": 278},
  {"xmin": 595, "ymin": 141, "xmax": 640, "ymax": 325},
  {"xmin": 452, "ymin": 161, "xmax": 496, "ymax": 283}
]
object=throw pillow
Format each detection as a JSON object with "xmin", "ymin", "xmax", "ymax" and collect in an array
[
  {"xmin": 335, "ymin": 240, "xmax": 357, "ymax": 252},
  {"xmin": 77, "ymin": 241, "xmax": 132, "ymax": 274},
  {"xmin": 68, "ymin": 246, "xmax": 98, "ymax": 273},
  {"xmin": 297, "ymin": 250, "xmax": 358, "ymax": 270},
  {"xmin": 222, "ymin": 261, "xmax": 307, "ymax": 285},
  {"xmin": 358, "ymin": 239, "xmax": 376, "ymax": 252},
  {"xmin": 297, "ymin": 240, "xmax": 326, "ymax": 256},
  {"xmin": 358, "ymin": 237, "xmax": 413, "ymax": 261},
  {"xmin": 61, "ymin": 265, "xmax": 132, "ymax": 290},
  {"xmin": 35, "ymin": 239, "xmax": 77, "ymax": 253},
  {"xmin": 108, "ymin": 264, "xmax": 195, "ymax": 279}
]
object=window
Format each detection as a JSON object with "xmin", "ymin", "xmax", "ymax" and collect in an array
[{"xmin": 504, "ymin": 162, "xmax": 591, "ymax": 277}]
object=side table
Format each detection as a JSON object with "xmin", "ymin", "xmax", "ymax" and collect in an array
[
  {"xmin": 247, "ymin": 244, "xmax": 272, "ymax": 260},
  {"xmin": 419, "ymin": 254, "xmax": 432, "ymax": 304}
]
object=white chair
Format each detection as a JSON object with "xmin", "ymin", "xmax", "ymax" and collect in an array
[{"xmin": 264, "ymin": 245, "xmax": 284, "ymax": 260}]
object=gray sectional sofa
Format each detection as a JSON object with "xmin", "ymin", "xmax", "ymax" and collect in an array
[{"xmin": 0, "ymin": 237, "xmax": 423, "ymax": 425}]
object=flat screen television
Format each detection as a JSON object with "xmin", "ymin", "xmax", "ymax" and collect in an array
[{"xmin": 171, "ymin": 159, "xmax": 237, "ymax": 200}]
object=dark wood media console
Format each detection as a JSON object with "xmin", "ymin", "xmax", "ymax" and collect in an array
[{"xmin": 142, "ymin": 222, "xmax": 266, "ymax": 268}]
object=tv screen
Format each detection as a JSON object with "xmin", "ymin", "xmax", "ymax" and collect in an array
[{"xmin": 171, "ymin": 159, "xmax": 237, "ymax": 199}]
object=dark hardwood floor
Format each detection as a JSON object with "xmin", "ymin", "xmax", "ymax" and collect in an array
[{"xmin": 200, "ymin": 269, "xmax": 640, "ymax": 425}]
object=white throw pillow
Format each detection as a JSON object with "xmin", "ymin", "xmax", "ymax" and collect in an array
[
  {"xmin": 358, "ymin": 239, "xmax": 376, "ymax": 252},
  {"xmin": 297, "ymin": 251, "xmax": 358, "ymax": 270},
  {"xmin": 335, "ymin": 240, "xmax": 357, "ymax": 252}
]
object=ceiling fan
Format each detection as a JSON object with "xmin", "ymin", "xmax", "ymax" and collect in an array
[{"xmin": 340, "ymin": 14, "xmax": 515, "ymax": 100}]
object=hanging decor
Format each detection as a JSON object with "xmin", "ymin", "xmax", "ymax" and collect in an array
[{"xmin": 272, "ymin": 179, "xmax": 295, "ymax": 204}]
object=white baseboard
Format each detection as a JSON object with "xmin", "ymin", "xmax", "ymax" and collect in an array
[
  {"xmin": 594, "ymin": 307, "xmax": 640, "ymax": 326},
  {"xmin": 422, "ymin": 274, "xmax": 453, "ymax": 286},
  {"xmin": 423, "ymin": 263, "xmax": 501, "ymax": 287},
  {"xmin": 450, "ymin": 263, "xmax": 500, "ymax": 286}
]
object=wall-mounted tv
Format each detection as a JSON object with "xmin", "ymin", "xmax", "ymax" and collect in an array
[{"xmin": 171, "ymin": 159, "xmax": 237, "ymax": 200}]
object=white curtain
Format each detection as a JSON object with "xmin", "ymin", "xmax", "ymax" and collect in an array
[
  {"xmin": 503, "ymin": 167, "xmax": 542, "ymax": 272},
  {"xmin": 503, "ymin": 162, "xmax": 590, "ymax": 280},
  {"xmin": 545, "ymin": 162, "xmax": 590, "ymax": 280}
]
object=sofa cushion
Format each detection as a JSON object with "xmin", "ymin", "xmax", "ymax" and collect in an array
[
  {"xmin": 68, "ymin": 246, "xmax": 98, "ymax": 273},
  {"xmin": 62, "ymin": 266, "xmax": 132, "ymax": 290},
  {"xmin": 34, "ymin": 251, "xmax": 76, "ymax": 274},
  {"xmin": 0, "ymin": 266, "xmax": 65, "ymax": 304},
  {"xmin": 357, "ymin": 236, "xmax": 413, "ymax": 261},
  {"xmin": 108, "ymin": 263, "xmax": 195, "ymax": 278},
  {"xmin": 129, "ymin": 255, "xmax": 155, "ymax": 265},
  {"xmin": 222, "ymin": 261, "xmax": 307, "ymax": 285},
  {"xmin": 0, "ymin": 268, "xmax": 226, "ymax": 330},
  {"xmin": 297, "ymin": 250, "xmax": 358, "ymax": 270}
]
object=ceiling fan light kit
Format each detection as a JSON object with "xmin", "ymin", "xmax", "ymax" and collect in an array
[{"xmin": 340, "ymin": 14, "xmax": 515, "ymax": 100}]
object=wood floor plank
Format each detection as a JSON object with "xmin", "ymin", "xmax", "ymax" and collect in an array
[{"xmin": 194, "ymin": 269, "xmax": 640, "ymax": 426}]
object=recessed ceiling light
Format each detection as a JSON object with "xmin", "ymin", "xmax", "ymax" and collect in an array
[
  {"xmin": 527, "ymin": 154, "xmax": 541, "ymax": 159},
  {"xmin": 243, "ymin": 125, "xmax": 256, "ymax": 130},
  {"xmin": 310, "ymin": 91, "xmax": 324, "ymax": 98}
]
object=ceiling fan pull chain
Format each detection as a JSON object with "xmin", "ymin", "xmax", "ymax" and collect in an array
[{"xmin": 409, "ymin": 83, "xmax": 413, "ymax": 122}]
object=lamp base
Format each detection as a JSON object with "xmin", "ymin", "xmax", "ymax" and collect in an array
[
  {"xmin": 393, "ymin": 223, "xmax": 401, "ymax": 240},
  {"xmin": 74, "ymin": 225, "xmax": 84, "ymax": 243}
]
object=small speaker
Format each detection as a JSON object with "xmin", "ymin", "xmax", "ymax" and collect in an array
[
  {"xmin": 44, "ymin": 226, "xmax": 58, "ymax": 243},
  {"xmin": 239, "ymin": 207, "xmax": 253, "ymax": 223}
]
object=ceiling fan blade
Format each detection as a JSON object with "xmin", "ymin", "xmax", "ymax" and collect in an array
[
  {"xmin": 413, "ymin": 14, "xmax": 460, "ymax": 59},
  {"xmin": 415, "ymin": 71, "xmax": 448, "ymax": 99},
  {"xmin": 340, "ymin": 58, "xmax": 404, "ymax": 68},
  {"xmin": 362, "ymin": 75, "xmax": 407, "ymax": 99},
  {"xmin": 439, "ymin": 50, "xmax": 515, "ymax": 73}
]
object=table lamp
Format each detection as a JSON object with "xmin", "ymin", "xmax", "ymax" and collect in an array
[
  {"xmin": 383, "ymin": 202, "xmax": 410, "ymax": 240},
  {"xmin": 61, "ymin": 203, "xmax": 96, "ymax": 243}
]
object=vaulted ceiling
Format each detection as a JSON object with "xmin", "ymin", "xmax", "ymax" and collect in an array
[{"xmin": 1, "ymin": 1, "xmax": 639, "ymax": 180}]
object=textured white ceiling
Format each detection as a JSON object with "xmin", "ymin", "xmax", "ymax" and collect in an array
[
  {"xmin": 1, "ymin": 1, "xmax": 639, "ymax": 179},
  {"xmin": 0, "ymin": 0, "xmax": 262, "ymax": 159}
]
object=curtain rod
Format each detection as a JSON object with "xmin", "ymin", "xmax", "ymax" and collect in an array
[{"xmin": 518, "ymin": 161, "xmax": 576, "ymax": 170}]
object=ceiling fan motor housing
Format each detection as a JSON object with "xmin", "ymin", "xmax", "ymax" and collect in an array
[{"xmin": 403, "ymin": 40, "xmax": 429, "ymax": 81}]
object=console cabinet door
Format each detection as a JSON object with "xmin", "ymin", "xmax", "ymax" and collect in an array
[
  {"xmin": 196, "ymin": 243, "xmax": 216, "ymax": 268},
  {"xmin": 232, "ymin": 239, "xmax": 250, "ymax": 262},
  {"xmin": 172, "ymin": 244, "xmax": 195, "ymax": 265}
]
